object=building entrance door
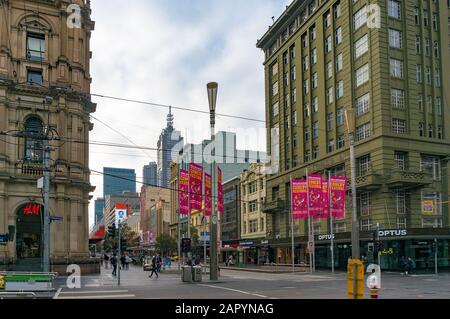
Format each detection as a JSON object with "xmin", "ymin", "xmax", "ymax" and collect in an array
[{"xmin": 15, "ymin": 203, "xmax": 43, "ymax": 270}]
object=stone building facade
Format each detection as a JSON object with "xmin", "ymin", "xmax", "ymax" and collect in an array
[{"xmin": 0, "ymin": 0, "xmax": 97, "ymax": 273}]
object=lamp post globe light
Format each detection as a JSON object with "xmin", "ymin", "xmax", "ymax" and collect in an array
[
  {"xmin": 207, "ymin": 82, "xmax": 219, "ymax": 281},
  {"xmin": 344, "ymin": 108, "xmax": 360, "ymax": 260}
]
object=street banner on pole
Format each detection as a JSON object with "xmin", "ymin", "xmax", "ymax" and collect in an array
[
  {"xmin": 204, "ymin": 173, "xmax": 212, "ymax": 217},
  {"xmin": 307, "ymin": 174, "xmax": 323, "ymax": 216},
  {"xmin": 315, "ymin": 179, "xmax": 330, "ymax": 219},
  {"xmin": 330, "ymin": 176, "xmax": 347, "ymax": 218},
  {"xmin": 189, "ymin": 163, "xmax": 203, "ymax": 211},
  {"xmin": 292, "ymin": 180, "xmax": 308, "ymax": 219},
  {"xmin": 217, "ymin": 167, "xmax": 223, "ymax": 213},
  {"xmin": 179, "ymin": 169, "xmax": 189, "ymax": 215}
]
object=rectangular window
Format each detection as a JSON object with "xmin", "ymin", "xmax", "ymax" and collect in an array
[
  {"xmin": 283, "ymin": 51, "xmax": 288, "ymax": 64},
  {"xmin": 388, "ymin": 0, "xmax": 401, "ymax": 19},
  {"xmin": 356, "ymin": 93, "xmax": 370, "ymax": 115},
  {"xmin": 284, "ymin": 72, "xmax": 289, "ymax": 87},
  {"xmin": 334, "ymin": 2, "xmax": 341, "ymax": 19},
  {"xmin": 335, "ymin": 27, "xmax": 342, "ymax": 45},
  {"xmin": 310, "ymin": 26, "xmax": 316, "ymax": 41},
  {"xmin": 420, "ymin": 155, "xmax": 441, "ymax": 180},
  {"xmin": 337, "ymin": 134, "xmax": 345, "ymax": 149},
  {"xmin": 353, "ymin": 6, "xmax": 367, "ymax": 30},
  {"xmin": 249, "ymin": 200, "xmax": 257, "ymax": 212},
  {"xmin": 414, "ymin": 7, "xmax": 420, "ymax": 25},
  {"xmin": 360, "ymin": 219, "xmax": 371, "ymax": 231},
  {"xmin": 312, "ymin": 96, "xmax": 318, "ymax": 113},
  {"xmin": 415, "ymin": 36, "xmax": 421, "ymax": 53},
  {"xmin": 356, "ymin": 64, "xmax": 369, "ymax": 87},
  {"xmin": 27, "ymin": 69, "xmax": 43, "ymax": 85},
  {"xmin": 293, "ymin": 111, "xmax": 297, "ymax": 126},
  {"xmin": 305, "ymin": 127, "xmax": 310, "ymax": 142},
  {"xmin": 435, "ymin": 70, "xmax": 441, "ymax": 87},
  {"xmin": 312, "ymin": 72, "xmax": 318, "ymax": 89},
  {"xmin": 328, "ymin": 140, "xmax": 335, "ymax": 153},
  {"xmin": 271, "ymin": 62, "xmax": 278, "ymax": 76},
  {"xmin": 418, "ymin": 94, "xmax": 424, "ymax": 112},
  {"xmin": 303, "ymin": 56, "xmax": 309, "ymax": 71},
  {"xmin": 313, "ymin": 146, "xmax": 319, "ymax": 160},
  {"xmin": 304, "ymin": 104, "xmax": 310, "ymax": 118},
  {"xmin": 416, "ymin": 65, "xmax": 422, "ymax": 82},
  {"xmin": 436, "ymin": 97, "xmax": 442, "ymax": 115},
  {"xmin": 437, "ymin": 126, "xmax": 442, "ymax": 139},
  {"xmin": 272, "ymin": 102, "xmax": 279, "ymax": 117},
  {"xmin": 356, "ymin": 122, "xmax": 371, "ymax": 141},
  {"xmin": 389, "ymin": 29, "xmax": 402, "ymax": 48},
  {"xmin": 425, "ymin": 38, "xmax": 430, "ymax": 56},
  {"xmin": 419, "ymin": 122, "xmax": 424, "ymax": 137},
  {"xmin": 327, "ymin": 112, "xmax": 334, "ymax": 130},
  {"xmin": 397, "ymin": 217, "xmax": 406, "ymax": 229},
  {"xmin": 302, "ymin": 34, "xmax": 308, "ymax": 48},
  {"xmin": 391, "ymin": 89, "xmax": 405, "ymax": 109},
  {"xmin": 327, "ymin": 87, "xmax": 334, "ymax": 104},
  {"xmin": 423, "ymin": 10, "xmax": 429, "ymax": 26},
  {"xmin": 290, "ymin": 45, "xmax": 296, "ymax": 59},
  {"xmin": 291, "ymin": 66, "xmax": 296, "ymax": 81},
  {"xmin": 324, "ymin": 13, "xmax": 331, "ymax": 28},
  {"xmin": 292, "ymin": 88, "xmax": 297, "ymax": 104},
  {"xmin": 336, "ymin": 53, "xmax": 343, "ymax": 72},
  {"xmin": 360, "ymin": 192, "xmax": 371, "ymax": 216},
  {"xmin": 426, "ymin": 67, "xmax": 432, "ymax": 85},
  {"xmin": 390, "ymin": 59, "xmax": 403, "ymax": 78},
  {"xmin": 272, "ymin": 82, "xmax": 279, "ymax": 96},
  {"xmin": 27, "ymin": 33, "xmax": 45, "ymax": 62},
  {"xmin": 434, "ymin": 41, "xmax": 439, "ymax": 59},
  {"xmin": 358, "ymin": 155, "xmax": 371, "ymax": 176},
  {"xmin": 303, "ymin": 80, "xmax": 309, "ymax": 94},
  {"xmin": 313, "ymin": 122, "xmax": 319, "ymax": 139},
  {"xmin": 428, "ymin": 124, "xmax": 433, "ymax": 138},
  {"xmin": 427, "ymin": 95, "xmax": 433, "ymax": 114},
  {"xmin": 325, "ymin": 36, "xmax": 332, "ymax": 53},
  {"xmin": 355, "ymin": 34, "xmax": 368, "ymax": 59},
  {"xmin": 392, "ymin": 118, "xmax": 406, "ymax": 134},
  {"xmin": 305, "ymin": 150, "xmax": 311, "ymax": 162},
  {"xmin": 249, "ymin": 182, "xmax": 257, "ymax": 194},
  {"xmin": 311, "ymin": 48, "xmax": 317, "ymax": 64},
  {"xmin": 336, "ymin": 81, "xmax": 344, "ymax": 99},
  {"xmin": 327, "ymin": 61, "xmax": 333, "ymax": 79},
  {"xmin": 337, "ymin": 108, "xmax": 344, "ymax": 126},
  {"xmin": 394, "ymin": 151, "xmax": 407, "ymax": 171}
]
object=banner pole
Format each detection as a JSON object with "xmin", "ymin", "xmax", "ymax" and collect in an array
[
  {"xmin": 203, "ymin": 170, "xmax": 206, "ymax": 274},
  {"xmin": 290, "ymin": 175, "xmax": 295, "ymax": 273},
  {"xmin": 329, "ymin": 171, "xmax": 334, "ymax": 273},
  {"xmin": 306, "ymin": 168, "xmax": 312, "ymax": 273},
  {"xmin": 178, "ymin": 166, "xmax": 181, "ymax": 271}
]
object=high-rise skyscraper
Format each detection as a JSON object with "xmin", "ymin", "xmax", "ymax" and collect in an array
[
  {"xmin": 103, "ymin": 167, "xmax": 136, "ymax": 197},
  {"xmin": 94, "ymin": 198, "xmax": 105, "ymax": 225},
  {"xmin": 257, "ymin": 0, "xmax": 450, "ymax": 270},
  {"xmin": 143, "ymin": 162, "xmax": 158, "ymax": 186},
  {"xmin": 157, "ymin": 107, "xmax": 183, "ymax": 188}
]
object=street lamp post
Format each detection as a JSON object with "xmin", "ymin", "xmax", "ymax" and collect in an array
[
  {"xmin": 207, "ymin": 82, "xmax": 219, "ymax": 281},
  {"xmin": 345, "ymin": 108, "xmax": 360, "ymax": 260}
]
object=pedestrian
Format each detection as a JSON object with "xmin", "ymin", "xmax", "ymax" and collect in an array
[
  {"xmin": 407, "ymin": 257, "xmax": 416, "ymax": 275},
  {"xmin": 110, "ymin": 253, "xmax": 118, "ymax": 276},
  {"xmin": 149, "ymin": 255, "xmax": 159, "ymax": 278},
  {"xmin": 156, "ymin": 253, "xmax": 162, "ymax": 272},
  {"xmin": 125, "ymin": 254, "xmax": 130, "ymax": 270},
  {"xmin": 120, "ymin": 255, "xmax": 126, "ymax": 271},
  {"xmin": 104, "ymin": 253, "xmax": 110, "ymax": 269},
  {"xmin": 400, "ymin": 256, "xmax": 407, "ymax": 275}
]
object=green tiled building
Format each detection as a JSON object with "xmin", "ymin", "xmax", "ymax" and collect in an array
[{"xmin": 257, "ymin": 0, "xmax": 450, "ymax": 271}]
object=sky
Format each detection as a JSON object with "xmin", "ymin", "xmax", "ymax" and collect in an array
[{"xmin": 88, "ymin": 0, "xmax": 291, "ymax": 228}]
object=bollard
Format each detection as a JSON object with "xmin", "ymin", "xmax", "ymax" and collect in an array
[{"xmin": 370, "ymin": 288, "xmax": 378, "ymax": 299}]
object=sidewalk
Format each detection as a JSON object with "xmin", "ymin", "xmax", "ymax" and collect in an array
[{"xmin": 221, "ymin": 264, "xmax": 310, "ymax": 273}]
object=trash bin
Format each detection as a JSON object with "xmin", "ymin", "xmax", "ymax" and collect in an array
[
  {"xmin": 192, "ymin": 266, "xmax": 202, "ymax": 282},
  {"xmin": 181, "ymin": 266, "xmax": 192, "ymax": 282}
]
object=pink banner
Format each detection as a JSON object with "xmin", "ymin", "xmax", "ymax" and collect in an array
[
  {"xmin": 308, "ymin": 174, "xmax": 323, "ymax": 216},
  {"xmin": 189, "ymin": 163, "xmax": 203, "ymax": 211},
  {"xmin": 292, "ymin": 180, "xmax": 308, "ymax": 219},
  {"xmin": 330, "ymin": 176, "xmax": 347, "ymax": 219},
  {"xmin": 178, "ymin": 169, "xmax": 189, "ymax": 215},
  {"xmin": 217, "ymin": 167, "xmax": 223, "ymax": 213},
  {"xmin": 204, "ymin": 173, "xmax": 212, "ymax": 217},
  {"xmin": 314, "ymin": 179, "xmax": 330, "ymax": 219}
]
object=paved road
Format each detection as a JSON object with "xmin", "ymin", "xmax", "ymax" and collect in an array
[{"xmin": 52, "ymin": 265, "xmax": 450, "ymax": 299}]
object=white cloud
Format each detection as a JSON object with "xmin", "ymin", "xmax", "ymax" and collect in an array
[{"xmin": 88, "ymin": 0, "xmax": 291, "ymax": 227}]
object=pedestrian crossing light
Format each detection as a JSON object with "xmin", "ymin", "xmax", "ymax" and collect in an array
[{"xmin": 181, "ymin": 238, "xmax": 191, "ymax": 253}]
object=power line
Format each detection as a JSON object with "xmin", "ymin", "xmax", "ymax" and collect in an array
[{"xmin": 91, "ymin": 93, "xmax": 266, "ymax": 123}]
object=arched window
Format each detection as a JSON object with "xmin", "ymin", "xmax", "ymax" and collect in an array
[{"xmin": 24, "ymin": 117, "xmax": 44, "ymax": 163}]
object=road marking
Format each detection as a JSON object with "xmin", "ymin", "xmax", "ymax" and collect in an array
[
  {"xmin": 59, "ymin": 290, "xmax": 129, "ymax": 294},
  {"xmin": 53, "ymin": 288, "xmax": 62, "ymax": 299},
  {"xmin": 57, "ymin": 294, "xmax": 135, "ymax": 299},
  {"xmin": 197, "ymin": 284, "xmax": 271, "ymax": 299}
]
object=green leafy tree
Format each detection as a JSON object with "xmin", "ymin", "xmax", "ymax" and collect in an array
[{"xmin": 156, "ymin": 234, "xmax": 177, "ymax": 257}]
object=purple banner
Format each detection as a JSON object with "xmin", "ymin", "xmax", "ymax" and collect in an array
[
  {"xmin": 189, "ymin": 163, "xmax": 203, "ymax": 211},
  {"xmin": 292, "ymin": 180, "xmax": 308, "ymax": 219},
  {"xmin": 308, "ymin": 174, "xmax": 323, "ymax": 216},
  {"xmin": 178, "ymin": 169, "xmax": 189, "ymax": 215},
  {"xmin": 330, "ymin": 176, "xmax": 347, "ymax": 219}
]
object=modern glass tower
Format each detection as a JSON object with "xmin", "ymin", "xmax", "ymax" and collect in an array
[{"xmin": 143, "ymin": 162, "xmax": 158, "ymax": 186}]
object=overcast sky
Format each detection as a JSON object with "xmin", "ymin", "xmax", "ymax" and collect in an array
[{"xmin": 88, "ymin": 0, "xmax": 291, "ymax": 227}]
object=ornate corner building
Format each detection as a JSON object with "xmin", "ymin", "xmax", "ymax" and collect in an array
[{"xmin": 0, "ymin": 0, "xmax": 97, "ymax": 273}]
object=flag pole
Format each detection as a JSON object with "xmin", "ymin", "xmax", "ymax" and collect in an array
[
  {"xmin": 202, "ymin": 170, "xmax": 207, "ymax": 274},
  {"xmin": 329, "ymin": 171, "xmax": 335, "ymax": 273},
  {"xmin": 290, "ymin": 175, "xmax": 295, "ymax": 273},
  {"xmin": 177, "ymin": 166, "xmax": 181, "ymax": 271},
  {"xmin": 306, "ymin": 168, "xmax": 312, "ymax": 273}
]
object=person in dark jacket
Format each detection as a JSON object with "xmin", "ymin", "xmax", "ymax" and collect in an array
[
  {"xmin": 149, "ymin": 255, "xmax": 159, "ymax": 278},
  {"xmin": 110, "ymin": 253, "xmax": 118, "ymax": 276}
]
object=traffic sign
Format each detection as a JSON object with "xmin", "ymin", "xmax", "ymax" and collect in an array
[
  {"xmin": 115, "ymin": 208, "xmax": 127, "ymax": 227},
  {"xmin": 49, "ymin": 216, "xmax": 63, "ymax": 222},
  {"xmin": 211, "ymin": 215, "xmax": 218, "ymax": 225},
  {"xmin": 0, "ymin": 234, "xmax": 8, "ymax": 245}
]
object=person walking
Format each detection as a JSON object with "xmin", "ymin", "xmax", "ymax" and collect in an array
[
  {"xmin": 148, "ymin": 255, "xmax": 159, "ymax": 278},
  {"xmin": 156, "ymin": 253, "xmax": 162, "ymax": 273},
  {"xmin": 400, "ymin": 256, "xmax": 407, "ymax": 275},
  {"xmin": 103, "ymin": 253, "xmax": 109, "ymax": 269},
  {"xmin": 407, "ymin": 257, "xmax": 416, "ymax": 275},
  {"xmin": 110, "ymin": 253, "xmax": 118, "ymax": 276}
]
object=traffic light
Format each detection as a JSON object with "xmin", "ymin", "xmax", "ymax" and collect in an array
[
  {"xmin": 120, "ymin": 237, "xmax": 127, "ymax": 252},
  {"xmin": 181, "ymin": 238, "xmax": 191, "ymax": 253},
  {"xmin": 375, "ymin": 241, "xmax": 384, "ymax": 252},
  {"xmin": 107, "ymin": 224, "xmax": 116, "ymax": 238}
]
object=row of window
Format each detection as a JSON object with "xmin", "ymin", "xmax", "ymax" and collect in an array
[{"xmin": 242, "ymin": 218, "xmax": 265, "ymax": 234}]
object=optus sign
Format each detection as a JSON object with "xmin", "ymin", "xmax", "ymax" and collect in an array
[{"xmin": 378, "ymin": 229, "xmax": 407, "ymax": 237}]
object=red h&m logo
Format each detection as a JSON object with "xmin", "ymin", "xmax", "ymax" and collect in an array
[{"xmin": 23, "ymin": 204, "xmax": 41, "ymax": 216}]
